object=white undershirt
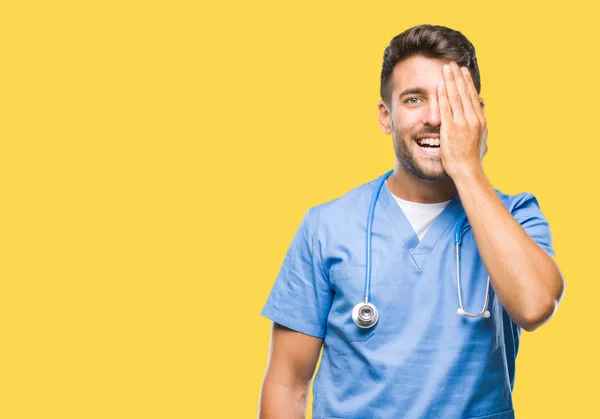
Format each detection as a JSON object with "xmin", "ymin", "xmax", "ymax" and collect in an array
[{"xmin": 386, "ymin": 181, "xmax": 451, "ymax": 241}]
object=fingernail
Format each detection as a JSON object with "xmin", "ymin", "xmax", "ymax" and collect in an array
[
  {"xmin": 450, "ymin": 62, "xmax": 459, "ymax": 69},
  {"xmin": 444, "ymin": 64, "xmax": 451, "ymax": 73},
  {"xmin": 461, "ymin": 67, "xmax": 469, "ymax": 75}
]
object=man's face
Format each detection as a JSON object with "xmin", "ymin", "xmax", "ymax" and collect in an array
[{"xmin": 379, "ymin": 55, "xmax": 451, "ymax": 180}]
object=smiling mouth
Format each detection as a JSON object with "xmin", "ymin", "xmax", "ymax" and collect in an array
[{"xmin": 416, "ymin": 137, "xmax": 440, "ymax": 153}]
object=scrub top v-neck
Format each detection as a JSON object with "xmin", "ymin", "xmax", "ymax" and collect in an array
[
  {"xmin": 386, "ymin": 182, "xmax": 452, "ymax": 241},
  {"xmin": 378, "ymin": 180, "xmax": 463, "ymax": 270}
]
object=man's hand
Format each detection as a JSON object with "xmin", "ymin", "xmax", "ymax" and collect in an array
[{"xmin": 437, "ymin": 61, "xmax": 487, "ymax": 179}]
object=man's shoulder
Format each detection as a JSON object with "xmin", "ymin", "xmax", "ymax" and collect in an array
[
  {"xmin": 493, "ymin": 188, "xmax": 544, "ymax": 213},
  {"xmin": 304, "ymin": 174, "xmax": 382, "ymax": 228}
]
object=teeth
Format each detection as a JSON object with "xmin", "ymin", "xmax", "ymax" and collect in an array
[{"xmin": 417, "ymin": 138, "xmax": 440, "ymax": 146}]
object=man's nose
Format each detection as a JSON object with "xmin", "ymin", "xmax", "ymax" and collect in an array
[{"xmin": 425, "ymin": 99, "xmax": 441, "ymax": 126}]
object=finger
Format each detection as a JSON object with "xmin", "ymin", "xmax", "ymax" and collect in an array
[
  {"xmin": 461, "ymin": 66, "xmax": 486, "ymax": 126},
  {"xmin": 442, "ymin": 63, "xmax": 464, "ymax": 122},
  {"xmin": 451, "ymin": 64, "xmax": 478, "ymax": 124},
  {"xmin": 437, "ymin": 80, "xmax": 452, "ymax": 127}
]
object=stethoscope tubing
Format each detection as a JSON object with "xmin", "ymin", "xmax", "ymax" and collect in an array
[
  {"xmin": 455, "ymin": 215, "xmax": 491, "ymax": 318},
  {"xmin": 364, "ymin": 170, "xmax": 393, "ymax": 303}
]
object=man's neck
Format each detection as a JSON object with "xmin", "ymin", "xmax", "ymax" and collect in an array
[{"xmin": 386, "ymin": 162, "xmax": 458, "ymax": 204}]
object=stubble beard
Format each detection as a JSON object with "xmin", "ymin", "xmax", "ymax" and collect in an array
[{"xmin": 392, "ymin": 122, "xmax": 448, "ymax": 181}]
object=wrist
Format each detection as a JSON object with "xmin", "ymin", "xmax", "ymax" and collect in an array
[{"xmin": 450, "ymin": 163, "xmax": 486, "ymax": 187}]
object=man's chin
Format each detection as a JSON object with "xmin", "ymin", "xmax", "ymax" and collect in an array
[
  {"xmin": 396, "ymin": 151, "xmax": 448, "ymax": 181},
  {"xmin": 415, "ymin": 167, "xmax": 449, "ymax": 181}
]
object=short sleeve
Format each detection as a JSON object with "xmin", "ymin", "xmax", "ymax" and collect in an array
[
  {"xmin": 511, "ymin": 193, "xmax": 556, "ymax": 258},
  {"xmin": 260, "ymin": 209, "xmax": 333, "ymax": 338}
]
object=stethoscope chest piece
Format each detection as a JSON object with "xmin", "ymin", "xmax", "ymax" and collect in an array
[{"xmin": 352, "ymin": 302, "xmax": 379, "ymax": 328}]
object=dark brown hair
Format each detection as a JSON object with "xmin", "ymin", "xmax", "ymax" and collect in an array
[{"xmin": 380, "ymin": 24, "xmax": 481, "ymax": 106}]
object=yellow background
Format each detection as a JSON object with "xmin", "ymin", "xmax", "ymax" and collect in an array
[{"xmin": 0, "ymin": 0, "xmax": 594, "ymax": 417}]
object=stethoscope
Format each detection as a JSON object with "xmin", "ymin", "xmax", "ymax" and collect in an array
[{"xmin": 352, "ymin": 170, "xmax": 491, "ymax": 329}]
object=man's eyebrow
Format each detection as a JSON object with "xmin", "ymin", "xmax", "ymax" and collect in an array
[{"xmin": 399, "ymin": 87, "xmax": 428, "ymax": 98}]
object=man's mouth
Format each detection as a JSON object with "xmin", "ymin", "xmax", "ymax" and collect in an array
[{"xmin": 416, "ymin": 137, "xmax": 440, "ymax": 153}]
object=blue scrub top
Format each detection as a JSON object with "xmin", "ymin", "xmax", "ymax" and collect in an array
[{"xmin": 261, "ymin": 172, "xmax": 555, "ymax": 419}]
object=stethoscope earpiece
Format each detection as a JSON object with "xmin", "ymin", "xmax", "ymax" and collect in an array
[{"xmin": 457, "ymin": 308, "xmax": 491, "ymax": 318}]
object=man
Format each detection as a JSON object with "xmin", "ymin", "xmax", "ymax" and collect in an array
[{"xmin": 259, "ymin": 25, "xmax": 565, "ymax": 419}]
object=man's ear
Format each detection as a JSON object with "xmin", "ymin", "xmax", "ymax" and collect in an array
[
  {"xmin": 479, "ymin": 97, "xmax": 485, "ymax": 113},
  {"xmin": 378, "ymin": 100, "xmax": 393, "ymax": 135}
]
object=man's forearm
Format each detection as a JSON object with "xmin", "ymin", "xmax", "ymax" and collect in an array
[
  {"xmin": 453, "ymin": 167, "xmax": 565, "ymax": 331},
  {"xmin": 259, "ymin": 380, "xmax": 309, "ymax": 419}
]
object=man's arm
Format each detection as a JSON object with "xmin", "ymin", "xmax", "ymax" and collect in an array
[
  {"xmin": 259, "ymin": 323, "xmax": 323, "ymax": 419},
  {"xmin": 453, "ymin": 169, "xmax": 565, "ymax": 331},
  {"xmin": 437, "ymin": 62, "xmax": 565, "ymax": 331}
]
